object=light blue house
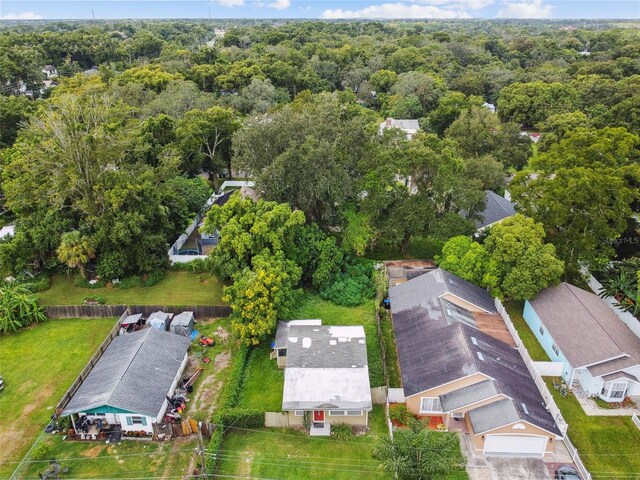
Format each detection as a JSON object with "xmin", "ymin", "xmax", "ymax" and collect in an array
[{"xmin": 524, "ymin": 283, "xmax": 640, "ymax": 402}]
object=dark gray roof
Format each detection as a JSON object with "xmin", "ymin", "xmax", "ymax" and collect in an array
[
  {"xmin": 601, "ymin": 371, "xmax": 639, "ymax": 383},
  {"xmin": 468, "ymin": 399, "xmax": 520, "ymax": 434},
  {"xmin": 63, "ymin": 328, "xmax": 190, "ymax": 418},
  {"xmin": 286, "ymin": 325, "xmax": 368, "ymax": 368},
  {"xmin": 440, "ymin": 380, "xmax": 499, "ymax": 412},
  {"xmin": 475, "ymin": 191, "xmax": 516, "ymax": 229},
  {"xmin": 530, "ymin": 283, "xmax": 640, "ymax": 369},
  {"xmin": 213, "ymin": 190, "xmax": 233, "ymax": 207},
  {"xmin": 389, "ymin": 268, "xmax": 496, "ymax": 315},
  {"xmin": 391, "ymin": 303, "xmax": 560, "ymax": 435}
]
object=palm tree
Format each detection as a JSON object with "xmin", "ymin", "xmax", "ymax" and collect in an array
[
  {"xmin": 56, "ymin": 231, "xmax": 95, "ymax": 278},
  {"xmin": 373, "ymin": 422, "xmax": 466, "ymax": 480},
  {"xmin": 0, "ymin": 282, "xmax": 46, "ymax": 333}
]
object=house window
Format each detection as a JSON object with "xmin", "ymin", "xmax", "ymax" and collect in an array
[
  {"xmin": 329, "ymin": 410, "xmax": 345, "ymax": 416},
  {"xmin": 329, "ymin": 410, "xmax": 363, "ymax": 416},
  {"xmin": 420, "ymin": 397, "xmax": 443, "ymax": 413},
  {"xmin": 294, "ymin": 410, "xmax": 304, "ymax": 416},
  {"xmin": 539, "ymin": 325, "xmax": 545, "ymax": 337},
  {"xmin": 346, "ymin": 411, "xmax": 363, "ymax": 416},
  {"xmin": 552, "ymin": 343, "xmax": 560, "ymax": 357},
  {"xmin": 126, "ymin": 416, "xmax": 147, "ymax": 426},
  {"xmin": 610, "ymin": 382, "xmax": 627, "ymax": 399}
]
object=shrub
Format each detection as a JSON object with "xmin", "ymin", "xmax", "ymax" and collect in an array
[
  {"xmin": 171, "ymin": 258, "xmax": 214, "ymax": 274},
  {"xmin": 82, "ymin": 295, "xmax": 106, "ymax": 305},
  {"xmin": 114, "ymin": 276, "xmax": 142, "ymax": 289},
  {"xmin": 216, "ymin": 344, "xmax": 251, "ymax": 409},
  {"xmin": 27, "ymin": 273, "xmax": 51, "ymax": 293},
  {"xmin": 96, "ymin": 251, "xmax": 127, "ymax": 280},
  {"xmin": 389, "ymin": 404, "xmax": 413, "ymax": 425},
  {"xmin": 32, "ymin": 442, "xmax": 51, "ymax": 460},
  {"xmin": 142, "ymin": 270, "xmax": 166, "ymax": 286},
  {"xmin": 74, "ymin": 276, "xmax": 105, "ymax": 289},
  {"xmin": 320, "ymin": 259, "xmax": 375, "ymax": 307},
  {"xmin": 218, "ymin": 408, "xmax": 264, "ymax": 428},
  {"xmin": 331, "ymin": 423, "xmax": 354, "ymax": 440}
]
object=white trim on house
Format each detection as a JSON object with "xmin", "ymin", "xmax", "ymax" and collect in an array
[
  {"xmin": 419, "ymin": 397, "xmax": 443, "ymax": 414},
  {"xmin": 328, "ymin": 410, "xmax": 363, "ymax": 416},
  {"xmin": 474, "ymin": 419, "xmax": 559, "ymax": 438}
]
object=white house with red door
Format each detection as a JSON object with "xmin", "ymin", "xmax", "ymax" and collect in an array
[{"xmin": 274, "ymin": 320, "xmax": 372, "ymax": 436}]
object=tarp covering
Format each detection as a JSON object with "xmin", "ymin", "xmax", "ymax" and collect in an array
[
  {"xmin": 170, "ymin": 311, "xmax": 194, "ymax": 337},
  {"xmin": 147, "ymin": 311, "xmax": 172, "ymax": 331}
]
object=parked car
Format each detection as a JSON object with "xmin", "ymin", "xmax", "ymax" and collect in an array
[{"xmin": 556, "ymin": 465, "xmax": 581, "ymax": 480}]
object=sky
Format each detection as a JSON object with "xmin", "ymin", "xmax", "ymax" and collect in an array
[{"xmin": 0, "ymin": 0, "xmax": 638, "ymax": 20}]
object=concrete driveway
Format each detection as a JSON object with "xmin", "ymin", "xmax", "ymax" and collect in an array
[{"xmin": 485, "ymin": 456, "xmax": 551, "ymax": 480}]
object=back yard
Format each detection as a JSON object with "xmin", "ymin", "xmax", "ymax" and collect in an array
[
  {"xmin": 37, "ymin": 271, "xmax": 226, "ymax": 305},
  {"xmin": 545, "ymin": 378, "xmax": 640, "ymax": 479},
  {"xmin": 0, "ymin": 318, "xmax": 116, "ymax": 477}
]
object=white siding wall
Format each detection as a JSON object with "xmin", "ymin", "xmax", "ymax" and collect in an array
[
  {"xmin": 117, "ymin": 413, "xmax": 155, "ymax": 434},
  {"xmin": 578, "ymin": 368, "xmax": 603, "ymax": 396}
]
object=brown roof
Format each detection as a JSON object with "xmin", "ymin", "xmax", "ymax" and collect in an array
[
  {"xmin": 473, "ymin": 313, "xmax": 516, "ymax": 347},
  {"xmin": 530, "ymin": 283, "xmax": 640, "ymax": 369}
]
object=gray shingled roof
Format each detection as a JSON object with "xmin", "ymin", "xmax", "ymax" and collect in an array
[
  {"xmin": 601, "ymin": 371, "xmax": 639, "ymax": 383},
  {"xmin": 380, "ymin": 118, "xmax": 420, "ymax": 131},
  {"xmin": 475, "ymin": 191, "xmax": 516, "ymax": 229},
  {"xmin": 468, "ymin": 399, "xmax": 520, "ymax": 434},
  {"xmin": 121, "ymin": 314, "xmax": 143, "ymax": 326},
  {"xmin": 281, "ymin": 324, "xmax": 372, "ymax": 410},
  {"xmin": 390, "ymin": 272, "xmax": 560, "ymax": 436},
  {"xmin": 440, "ymin": 380, "xmax": 499, "ymax": 412},
  {"xmin": 389, "ymin": 268, "xmax": 496, "ymax": 316},
  {"xmin": 274, "ymin": 320, "xmax": 322, "ymax": 349},
  {"xmin": 63, "ymin": 328, "xmax": 190, "ymax": 418},
  {"xmin": 530, "ymin": 283, "xmax": 640, "ymax": 369}
]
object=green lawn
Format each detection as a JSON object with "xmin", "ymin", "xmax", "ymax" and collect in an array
[
  {"xmin": 292, "ymin": 294, "xmax": 385, "ymax": 387},
  {"xmin": 366, "ymin": 236, "xmax": 444, "ymax": 261},
  {"xmin": 19, "ymin": 435, "xmax": 198, "ymax": 480},
  {"xmin": 217, "ymin": 406, "xmax": 389, "ymax": 479},
  {"xmin": 37, "ymin": 271, "xmax": 226, "ymax": 305},
  {"xmin": 379, "ymin": 309, "xmax": 402, "ymax": 388},
  {"xmin": 0, "ymin": 319, "xmax": 116, "ymax": 477},
  {"xmin": 237, "ymin": 344, "xmax": 284, "ymax": 412},
  {"xmin": 504, "ymin": 300, "xmax": 550, "ymax": 361},
  {"xmin": 545, "ymin": 378, "xmax": 640, "ymax": 479}
]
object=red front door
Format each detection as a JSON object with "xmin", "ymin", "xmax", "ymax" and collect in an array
[{"xmin": 313, "ymin": 410, "xmax": 325, "ymax": 422}]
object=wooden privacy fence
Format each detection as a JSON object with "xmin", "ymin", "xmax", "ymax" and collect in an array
[
  {"xmin": 46, "ymin": 304, "xmax": 231, "ymax": 319},
  {"xmin": 55, "ymin": 310, "xmax": 129, "ymax": 415},
  {"xmin": 152, "ymin": 420, "xmax": 214, "ymax": 439},
  {"xmin": 264, "ymin": 412, "xmax": 290, "ymax": 428}
]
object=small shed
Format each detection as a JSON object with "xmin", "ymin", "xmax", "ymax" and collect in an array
[
  {"xmin": 170, "ymin": 311, "xmax": 195, "ymax": 337},
  {"xmin": 147, "ymin": 311, "xmax": 172, "ymax": 331}
]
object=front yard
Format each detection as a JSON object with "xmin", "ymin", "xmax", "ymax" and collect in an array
[
  {"xmin": 0, "ymin": 318, "xmax": 116, "ymax": 477},
  {"xmin": 217, "ymin": 406, "xmax": 389, "ymax": 479},
  {"xmin": 545, "ymin": 378, "xmax": 640, "ymax": 479},
  {"xmin": 37, "ymin": 270, "xmax": 226, "ymax": 305}
]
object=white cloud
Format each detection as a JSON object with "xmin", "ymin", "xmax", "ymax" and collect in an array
[
  {"xmin": 216, "ymin": 0, "xmax": 245, "ymax": 7},
  {"xmin": 267, "ymin": 0, "xmax": 290, "ymax": 9},
  {"xmin": 1, "ymin": 11, "xmax": 43, "ymax": 20},
  {"xmin": 322, "ymin": 3, "xmax": 471, "ymax": 19},
  {"xmin": 497, "ymin": 0, "xmax": 553, "ymax": 18},
  {"xmin": 411, "ymin": 0, "xmax": 494, "ymax": 10}
]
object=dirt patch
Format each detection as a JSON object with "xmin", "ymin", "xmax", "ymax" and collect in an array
[
  {"xmin": 213, "ymin": 326, "xmax": 229, "ymax": 342},
  {"xmin": 190, "ymin": 378, "xmax": 224, "ymax": 418},
  {"xmin": 214, "ymin": 351, "xmax": 230, "ymax": 370},
  {"xmin": 237, "ymin": 450, "xmax": 254, "ymax": 477},
  {"xmin": 81, "ymin": 445, "xmax": 105, "ymax": 458}
]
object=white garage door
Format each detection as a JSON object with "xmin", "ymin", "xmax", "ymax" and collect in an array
[{"xmin": 484, "ymin": 435, "xmax": 546, "ymax": 457}]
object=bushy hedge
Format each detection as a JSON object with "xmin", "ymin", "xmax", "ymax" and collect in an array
[
  {"xmin": 320, "ymin": 260, "xmax": 375, "ymax": 307},
  {"xmin": 217, "ymin": 408, "xmax": 264, "ymax": 429},
  {"xmin": 206, "ymin": 344, "xmax": 252, "ymax": 472}
]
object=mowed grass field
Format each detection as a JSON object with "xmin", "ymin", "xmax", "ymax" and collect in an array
[
  {"xmin": 37, "ymin": 271, "xmax": 226, "ymax": 305},
  {"xmin": 0, "ymin": 318, "xmax": 116, "ymax": 477}
]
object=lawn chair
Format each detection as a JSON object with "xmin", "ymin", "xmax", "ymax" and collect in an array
[
  {"xmin": 560, "ymin": 386, "xmax": 568, "ymax": 397},
  {"xmin": 553, "ymin": 379, "xmax": 560, "ymax": 390}
]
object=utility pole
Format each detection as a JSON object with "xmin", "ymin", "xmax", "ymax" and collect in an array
[{"xmin": 197, "ymin": 421, "xmax": 207, "ymax": 478}]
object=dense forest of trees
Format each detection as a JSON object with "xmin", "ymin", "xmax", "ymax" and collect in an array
[{"xmin": 1, "ymin": 20, "xmax": 639, "ymax": 316}]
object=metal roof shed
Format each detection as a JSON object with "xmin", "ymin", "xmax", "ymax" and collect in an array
[
  {"xmin": 147, "ymin": 311, "xmax": 172, "ymax": 331},
  {"xmin": 170, "ymin": 311, "xmax": 195, "ymax": 337}
]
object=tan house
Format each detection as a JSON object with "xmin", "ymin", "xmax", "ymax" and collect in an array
[
  {"xmin": 389, "ymin": 268, "xmax": 562, "ymax": 457},
  {"xmin": 272, "ymin": 320, "xmax": 372, "ymax": 436}
]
